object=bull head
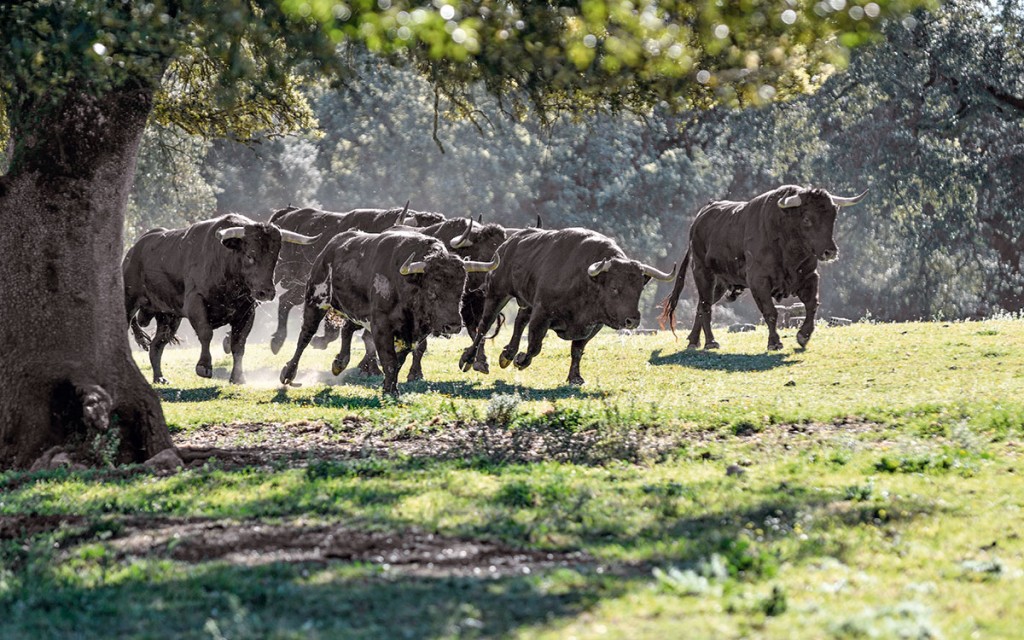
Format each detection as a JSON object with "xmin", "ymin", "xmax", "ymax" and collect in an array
[
  {"xmin": 217, "ymin": 225, "xmax": 319, "ymax": 245},
  {"xmin": 462, "ymin": 253, "xmax": 500, "ymax": 273},
  {"xmin": 779, "ymin": 189, "xmax": 868, "ymax": 209},
  {"xmin": 450, "ymin": 218, "xmax": 474, "ymax": 249}
]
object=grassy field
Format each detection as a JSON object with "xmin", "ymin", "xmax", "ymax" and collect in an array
[{"xmin": 2, "ymin": 319, "xmax": 1024, "ymax": 638}]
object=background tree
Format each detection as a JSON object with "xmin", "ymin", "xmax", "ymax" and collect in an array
[{"xmin": 0, "ymin": 0, "xmax": 928, "ymax": 469}]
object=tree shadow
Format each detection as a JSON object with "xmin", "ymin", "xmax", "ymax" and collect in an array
[
  {"xmin": 157, "ymin": 387, "xmax": 222, "ymax": 403},
  {"xmin": 648, "ymin": 348, "xmax": 795, "ymax": 372},
  {"xmin": 0, "ymin": 560, "xmax": 614, "ymax": 639}
]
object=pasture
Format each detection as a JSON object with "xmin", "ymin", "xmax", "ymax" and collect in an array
[{"xmin": 3, "ymin": 319, "xmax": 1024, "ymax": 638}]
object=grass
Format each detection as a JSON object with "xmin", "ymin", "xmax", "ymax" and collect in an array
[{"xmin": 2, "ymin": 319, "xmax": 1024, "ymax": 638}]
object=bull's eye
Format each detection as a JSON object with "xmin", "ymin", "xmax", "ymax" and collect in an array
[
  {"xmin": 245, "ymin": 254, "xmax": 256, "ymax": 265},
  {"xmin": 802, "ymin": 217, "xmax": 813, "ymax": 228}
]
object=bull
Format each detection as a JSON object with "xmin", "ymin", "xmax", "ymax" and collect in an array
[
  {"xmin": 265, "ymin": 203, "xmax": 446, "ymax": 354},
  {"xmin": 658, "ymin": 185, "xmax": 867, "ymax": 351},
  {"xmin": 278, "ymin": 229, "xmax": 499, "ymax": 395},
  {"xmin": 458, "ymin": 228, "xmax": 676, "ymax": 385},
  {"xmin": 123, "ymin": 214, "xmax": 318, "ymax": 384}
]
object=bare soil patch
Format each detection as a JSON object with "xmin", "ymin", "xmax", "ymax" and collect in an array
[{"xmin": 103, "ymin": 518, "xmax": 593, "ymax": 577}]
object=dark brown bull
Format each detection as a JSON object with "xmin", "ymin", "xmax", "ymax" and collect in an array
[
  {"xmin": 265, "ymin": 203, "xmax": 446, "ymax": 354},
  {"xmin": 458, "ymin": 228, "xmax": 675, "ymax": 385},
  {"xmin": 279, "ymin": 229, "xmax": 499, "ymax": 395},
  {"xmin": 658, "ymin": 185, "xmax": 867, "ymax": 351},
  {"xmin": 123, "ymin": 214, "xmax": 318, "ymax": 384},
  {"xmin": 381, "ymin": 217, "xmax": 508, "ymax": 380}
]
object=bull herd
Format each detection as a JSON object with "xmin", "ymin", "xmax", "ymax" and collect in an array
[{"xmin": 123, "ymin": 185, "xmax": 867, "ymax": 395}]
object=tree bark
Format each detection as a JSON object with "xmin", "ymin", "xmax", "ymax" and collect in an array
[{"xmin": 0, "ymin": 83, "xmax": 174, "ymax": 469}]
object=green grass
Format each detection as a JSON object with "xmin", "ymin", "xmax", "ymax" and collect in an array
[{"xmin": 2, "ymin": 319, "xmax": 1024, "ymax": 638}]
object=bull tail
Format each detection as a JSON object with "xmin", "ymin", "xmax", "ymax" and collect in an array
[
  {"xmin": 486, "ymin": 312, "xmax": 505, "ymax": 340},
  {"xmin": 657, "ymin": 246, "xmax": 692, "ymax": 339},
  {"xmin": 129, "ymin": 315, "xmax": 153, "ymax": 350}
]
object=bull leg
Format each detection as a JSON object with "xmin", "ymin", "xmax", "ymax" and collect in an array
[
  {"xmin": 184, "ymin": 297, "xmax": 216, "ymax": 379},
  {"xmin": 228, "ymin": 308, "xmax": 256, "ymax": 384},
  {"xmin": 499, "ymin": 306, "xmax": 531, "ymax": 369},
  {"xmin": 750, "ymin": 282, "xmax": 783, "ymax": 350},
  {"xmin": 270, "ymin": 287, "xmax": 304, "ymax": 355},
  {"xmin": 795, "ymin": 273, "xmax": 820, "ymax": 349},
  {"xmin": 407, "ymin": 338, "xmax": 428, "ymax": 382},
  {"xmin": 280, "ymin": 301, "xmax": 327, "ymax": 385},
  {"xmin": 149, "ymin": 314, "xmax": 181, "ymax": 384},
  {"xmin": 331, "ymin": 321, "xmax": 359, "ymax": 376},
  {"xmin": 687, "ymin": 266, "xmax": 716, "ymax": 349},
  {"xmin": 700, "ymin": 282, "xmax": 727, "ymax": 350},
  {"xmin": 567, "ymin": 330, "xmax": 599, "ymax": 386},
  {"xmin": 311, "ymin": 321, "xmax": 341, "ymax": 350},
  {"xmin": 357, "ymin": 329, "xmax": 382, "ymax": 376},
  {"xmin": 459, "ymin": 294, "xmax": 511, "ymax": 373},
  {"xmin": 513, "ymin": 310, "xmax": 550, "ymax": 370},
  {"xmin": 372, "ymin": 328, "xmax": 402, "ymax": 396}
]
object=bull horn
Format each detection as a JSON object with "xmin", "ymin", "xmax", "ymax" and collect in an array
[
  {"xmin": 535, "ymin": 214, "xmax": 543, "ymax": 229},
  {"xmin": 276, "ymin": 227, "xmax": 321, "ymax": 245},
  {"xmin": 477, "ymin": 214, "xmax": 483, "ymax": 223},
  {"xmin": 397, "ymin": 201, "xmax": 413, "ymax": 226},
  {"xmin": 778, "ymin": 194, "xmax": 802, "ymax": 209},
  {"xmin": 463, "ymin": 253, "xmax": 500, "ymax": 273},
  {"xmin": 588, "ymin": 258, "xmax": 612, "ymax": 277},
  {"xmin": 450, "ymin": 217, "xmax": 474, "ymax": 249},
  {"xmin": 830, "ymin": 189, "xmax": 869, "ymax": 207},
  {"xmin": 217, "ymin": 226, "xmax": 246, "ymax": 241},
  {"xmin": 641, "ymin": 262, "xmax": 677, "ymax": 281},
  {"xmin": 399, "ymin": 253, "xmax": 427, "ymax": 275}
]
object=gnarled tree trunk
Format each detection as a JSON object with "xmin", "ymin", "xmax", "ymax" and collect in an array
[{"xmin": 0, "ymin": 82, "xmax": 174, "ymax": 469}]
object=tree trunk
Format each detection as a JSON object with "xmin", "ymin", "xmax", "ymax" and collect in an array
[{"xmin": 0, "ymin": 83, "xmax": 174, "ymax": 469}]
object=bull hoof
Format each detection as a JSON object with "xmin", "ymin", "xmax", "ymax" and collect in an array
[
  {"xmin": 331, "ymin": 355, "xmax": 350, "ymax": 376},
  {"xmin": 270, "ymin": 334, "xmax": 285, "ymax": 355},
  {"xmin": 567, "ymin": 374, "xmax": 585, "ymax": 386},
  {"xmin": 513, "ymin": 353, "xmax": 532, "ymax": 370},
  {"xmin": 499, "ymin": 350, "xmax": 513, "ymax": 369},
  {"xmin": 767, "ymin": 341, "xmax": 784, "ymax": 351},
  {"xmin": 195, "ymin": 364, "xmax": 213, "ymax": 378},
  {"xmin": 230, "ymin": 374, "xmax": 246, "ymax": 385},
  {"xmin": 407, "ymin": 368, "xmax": 424, "ymax": 382},
  {"xmin": 280, "ymin": 364, "xmax": 297, "ymax": 385},
  {"xmin": 704, "ymin": 341, "xmax": 720, "ymax": 350},
  {"xmin": 359, "ymin": 359, "xmax": 382, "ymax": 377},
  {"xmin": 222, "ymin": 334, "xmax": 231, "ymax": 354},
  {"xmin": 796, "ymin": 332, "xmax": 811, "ymax": 348},
  {"xmin": 686, "ymin": 343, "xmax": 700, "ymax": 351},
  {"xmin": 473, "ymin": 360, "xmax": 490, "ymax": 374},
  {"xmin": 153, "ymin": 376, "xmax": 169, "ymax": 385},
  {"xmin": 458, "ymin": 348, "xmax": 475, "ymax": 372}
]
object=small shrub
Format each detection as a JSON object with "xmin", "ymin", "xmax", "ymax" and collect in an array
[{"xmin": 485, "ymin": 393, "xmax": 522, "ymax": 427}]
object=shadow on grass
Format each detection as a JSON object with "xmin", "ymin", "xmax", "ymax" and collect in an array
[
  {"xmin": 648, "ymin": 348, "xmax": 795, "ymax": 372},
  {"xmin": 400, "ymin": 378, "xmax": 605, "ymax": 401},
  {"xmin": 157, "ymin": 387, "xmax": 222, "ymax": 403},
  {"xmin": 0, "ymin": 562, "xmax": 613, "ymax": 639},
  {"xmin": 268, "ymin": 387, "xmax": 383, "ymax": 410}
]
